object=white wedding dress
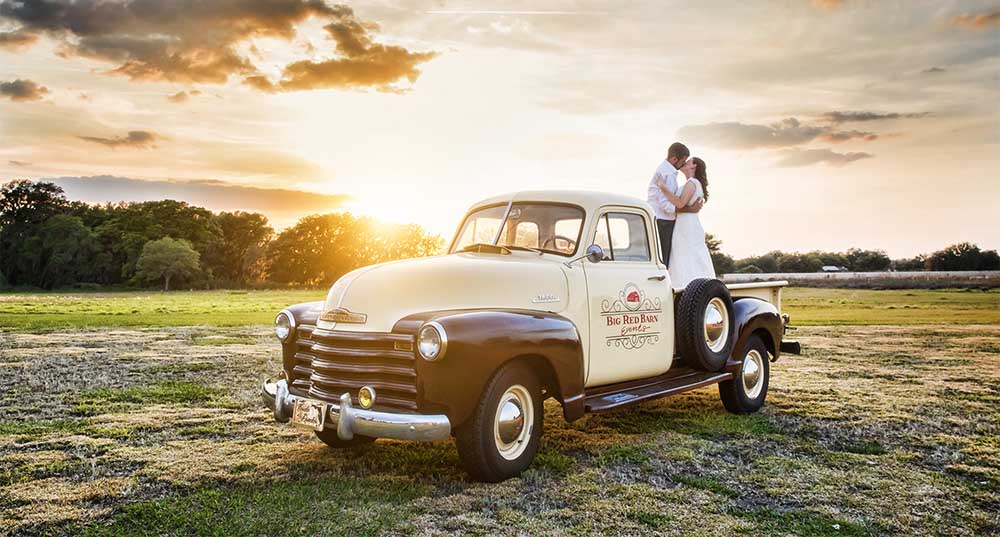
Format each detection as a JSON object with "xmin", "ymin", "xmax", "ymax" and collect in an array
[{"xmin": 668, "ymin": 180, "xmax": 716, "ymax": 289}]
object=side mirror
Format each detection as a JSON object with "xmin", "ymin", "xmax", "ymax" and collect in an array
[
  {"xmin": 565, "ymin": 244, "xmax": 605, "ymax": 268},
  {"xmin": 585, "ymin": 244, "xmax": 604, "ymax": 263}
]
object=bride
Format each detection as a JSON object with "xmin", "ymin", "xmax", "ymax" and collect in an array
[{"xmin": 662, "ymin": 157, "xmax": 716, "ymax": 289}]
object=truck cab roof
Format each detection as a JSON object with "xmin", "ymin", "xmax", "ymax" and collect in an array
[{"xmin": 468, "ymin": 190, "xmax": 654, "ymax": 218}]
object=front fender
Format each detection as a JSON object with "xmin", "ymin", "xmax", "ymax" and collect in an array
[
  {"xmin": 732, "ymin": 297, "xmax": 783, "ymax": 361},
  {"xmin": 394, "ymin": 309, "xmax": 586, "ymax": 427}
]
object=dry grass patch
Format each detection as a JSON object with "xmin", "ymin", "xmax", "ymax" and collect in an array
[{"xmin": 0, "ymin": 324, "xmax": 997, "ymax": 535}]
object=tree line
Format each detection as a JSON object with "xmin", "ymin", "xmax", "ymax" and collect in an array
[
  {"xmin": 0, "ymin": 180, "xmax": 443, "ymax": 290},
  {"xmin": 1, "ymin": 179, "xmax": 996, "ymax": 291},
  {"xmin": 706, "ymin": 235, "xmax": 999, "ymax": 274}
]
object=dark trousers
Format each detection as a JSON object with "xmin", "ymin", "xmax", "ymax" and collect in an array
[{"xmin": 656, "ymin": 218, "xmax": 676, "ymax": 267}]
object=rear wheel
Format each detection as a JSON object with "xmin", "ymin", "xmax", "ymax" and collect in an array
[
  {"xmin": 456, "ymin": 361, "xmax": 543, "ymax": 482},
  {"xmin": 675, "ymin": 278, "xmax": 736, "ymax": 371},
  {"xmin": 315, "ymin": 428, "xmax": 376, "ymax": 449},
  {"xmin": 719, "ymin": 334, "xmax": 770, "ymax": 414}
]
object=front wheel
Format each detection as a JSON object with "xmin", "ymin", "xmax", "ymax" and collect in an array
[
  {"xmin": 719, "ymin": 334, "xmax": 770, "ymax": 414},
  {"xmin": 456, "ymin": 361, "xmax": 543, "ymax": 482}
]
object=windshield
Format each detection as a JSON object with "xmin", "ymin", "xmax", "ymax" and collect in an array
[{"xmin": 451, "ymin": 203, "xmax": 584, "ymax": 257}]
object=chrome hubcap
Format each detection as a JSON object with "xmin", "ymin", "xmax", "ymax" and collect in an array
[
  {"xmin": 494, "ymin": 384, "xmax": 533, "ymax": 460},
  {"xmin": 704, "ymin": 298, "xmax": 729, "ymax": 352},
  {"xmin": 742, "ymin": 349, "xmax": 764, "ymax": 399}
]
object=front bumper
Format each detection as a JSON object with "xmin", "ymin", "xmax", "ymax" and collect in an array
[{"xmin": 262, "ymin": 377, "xmax": 451, "ymax": 442}]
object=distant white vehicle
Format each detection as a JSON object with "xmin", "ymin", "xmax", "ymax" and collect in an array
[{"xmin": 822, "ymin": 266, "xmax": 849, "ymax": 272}]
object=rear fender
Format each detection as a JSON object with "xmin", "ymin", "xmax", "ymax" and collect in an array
[{"xmin": 732, "ymin": 297, "xmax": 783, "ymax": 361}]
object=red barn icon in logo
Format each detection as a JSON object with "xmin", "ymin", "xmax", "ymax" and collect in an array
[{"xmin": 626, "ymin": 290, "xmax": 640, "ymax": 304}]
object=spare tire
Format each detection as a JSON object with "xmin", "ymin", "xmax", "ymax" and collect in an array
[{"xmin": 675, "ymin": 278, "xmax": 736, "ymax": 371}]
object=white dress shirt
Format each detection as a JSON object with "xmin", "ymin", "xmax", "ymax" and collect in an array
[{"xmin": 646, "ymin": 159, "xmax": 679, "ymax": 221}]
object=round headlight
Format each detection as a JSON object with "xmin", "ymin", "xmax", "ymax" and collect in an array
[
  {"xmin": 417, "ymin": 322, "xmax": 447, "ymax": 361},
  {"xmin": 275, "ymin": 311, "xmax": 293, "ymax": 342}
]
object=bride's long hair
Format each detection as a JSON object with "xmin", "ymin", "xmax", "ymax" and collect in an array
[{"xmin": 691, "ymin": 157, "xmax": 709, "ymax": 202}]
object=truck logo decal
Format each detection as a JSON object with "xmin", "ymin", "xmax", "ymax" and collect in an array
[{"xmin": 601, "ymin": 283, "xmax": 661, "ymax": 350}]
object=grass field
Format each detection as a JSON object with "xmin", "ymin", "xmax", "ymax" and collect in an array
[
  {"xmin": 1, "ymin": 287, "xmax": 998, "ymax": 330},
  {"xmin": 1, "ymin": 288, "xmax": 998, "ymax": 535}
]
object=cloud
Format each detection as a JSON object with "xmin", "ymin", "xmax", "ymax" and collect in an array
[
  {"xmin": 243, "ymin": 6, "xmax": 437, "ymax": 93},
  {"xmin": 821, "ymin": 111, "xmax": 930, "ymax": 124},
  {"xmin": 166, "ymin": 90, "xmax": 201, "ymax": 103},
  {"xmin": 921, "ymin": 66, "xmax": 946, "ymax": 74},
  {"xmin": 819, "ymin": 130, "xmax": 878, "ymax": 143},
  {"xmin": 951, "ymin": 10, "xmax": 1000, "ymax": 30},
  {"xmin": 678, "ymin": 117, "xmax": 877, "ymax": 149},
  {"xmin": 0, "ymin": 0, "xmax": 436, "ymax": 92},
  {"xmin": 774, "ymin": 148, "xmax": 873, "ymax": 167},
  {"xmin": 0, "ymin": 28, "xmax": 37, "ymax": 50},
  {"xmin": 0, "ymin": 78, "xmax": 49, "ymax": 101},
  {"xmin": 9, "ymin": 160, "xmax": 31, "ymax": 167},
  {"xmin": 78, "ymin": 130, "xmax": 158, "ymax": 149},
  {"xmin": 48, "ymin": 175, "xmax": 350, "ymax": 226}
]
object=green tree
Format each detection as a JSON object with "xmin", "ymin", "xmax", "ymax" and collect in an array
[
  {"xmin": 134, "ymin": 237, "xmax": 201, "ymax": 291},
  {"xmin": 267, "ymin": 213, "xmax": 442, "ymax": 286},
  {"xmin": 38, "ymin": 215, "xmax": 99, "ymax": 288},
  {"xmin": 0, "ymin": 180, "xmax": 70, "ymax": 286},
  {"xmin": 845, "ymin": 248, "xmax": 891, "ymax": 272},
  {"xmin": 213, "ymin": 211, "xmax": 274, "ymax": 286},
  {"xmin": 705, "ymin": 233, "xmax": 735, "ymax": 274},
  {"xmin": 925, "ymin": 242, "xmax": 994, "ymax": 271},
  {"xmin": 893, "ymin": 256, "xmax": 926, "ymax": 271}
]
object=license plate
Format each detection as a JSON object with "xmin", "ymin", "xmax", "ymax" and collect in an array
[{"xmin": 291, "ymin": 398, "xmax": 327, "ymax": 431}]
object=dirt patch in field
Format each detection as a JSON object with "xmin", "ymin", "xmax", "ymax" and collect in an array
[{"xmin": 0, "ymin": 325, "xmax": 997, "ymax": 535}]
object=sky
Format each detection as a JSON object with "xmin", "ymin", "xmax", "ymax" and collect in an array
[{"xmin": 1, "ymin": 0, "xmax": 998, "ymax": 258}]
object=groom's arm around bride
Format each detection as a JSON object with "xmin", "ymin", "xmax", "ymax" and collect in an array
[{"xmin": 646, "ymin": 142, "xmax": 702, "ymax": 267}]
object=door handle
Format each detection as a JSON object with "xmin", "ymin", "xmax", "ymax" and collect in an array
[{"xmin": 647, "ymin": 275, "xmax": 666, "ymax": 281}]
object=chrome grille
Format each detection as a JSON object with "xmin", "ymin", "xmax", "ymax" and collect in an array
[{"xmin": 288, "ymin": 324, "xmax": 417, "ymax": 411}]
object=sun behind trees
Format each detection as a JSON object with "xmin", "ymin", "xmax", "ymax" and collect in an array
[{"xmin": 0, "ymin": 180, "xmax": 443, "ymax": 290}]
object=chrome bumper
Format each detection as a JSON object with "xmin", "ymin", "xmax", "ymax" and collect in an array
[{"xmin": 262, "ymin": 377, "xmax": 451, "ymax": 442}]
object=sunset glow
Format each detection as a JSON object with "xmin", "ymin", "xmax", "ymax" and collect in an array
[{"xmin": 1, "ymin": 0, "xmax": 997, "ymax": 256}]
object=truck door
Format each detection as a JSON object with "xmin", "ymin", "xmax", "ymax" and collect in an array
[{"xmin": 583, "ymin": 208, "xmax": 674, "ymax": 387}]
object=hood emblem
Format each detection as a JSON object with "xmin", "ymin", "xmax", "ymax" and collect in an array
[
  {"xmin": 320, "ymin": 308, "xmax": 367, "ymax": 324},
  {"xmin": 532, "ymin": 293, "xmax": 560, "ymax": 304}
]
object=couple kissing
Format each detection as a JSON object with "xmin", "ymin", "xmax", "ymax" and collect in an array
[{"xmin": 646, "ymin": 142, "xmax": 715, "ymax": 289}]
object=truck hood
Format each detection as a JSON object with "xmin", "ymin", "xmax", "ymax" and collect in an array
[{"xmin": 319, "ymin": 253, "xmax": 570, "ymax": 332}]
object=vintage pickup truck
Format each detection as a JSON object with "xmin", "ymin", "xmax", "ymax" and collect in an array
[{"xmin": 263, "ymin": 190, "xmax": 798, "ymax": 481}]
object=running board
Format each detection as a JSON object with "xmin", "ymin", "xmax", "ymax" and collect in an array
[{"xmin": 584, "ymin": 361, "xmax": 740, "ymax": 413}]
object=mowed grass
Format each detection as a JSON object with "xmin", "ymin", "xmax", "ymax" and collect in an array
[
  {"xmin": 784, "ymin": 287, "xmax": 1000, "ymax": 326},
  {"xmin": 1, "ymin": 287, "xmax": 997, "ymax": 330},
  {"xmin": 0, "ymin": 289, "xmax": 324, "ymax": 331},
  {"xmin": 2, "ymin": 324, "xmax": 997, "ymax": 535}
]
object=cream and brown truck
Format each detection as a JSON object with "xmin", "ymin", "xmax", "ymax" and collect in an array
[{"xmin": 263, "ymin": 190, "xmax": 799, "ymax": 482}]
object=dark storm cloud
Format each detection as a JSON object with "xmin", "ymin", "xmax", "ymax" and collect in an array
[
  {"xmin": 0, "ymin": 78, "xmax": 49, "ymax": 101},
  {"xmin": 0, "ymin": 0, "xmax": 435, "ymax": 91},
  {"xmin": 951, "ymin": 10, "xmax": 1000, "ymax": 30},
  {"xmin": 78, "ymin": 130, "xmax": 158, "ymax": 149},
  {"xmin": 774, "ymin": 148, "xmax": 872, "ymax": 167},
  {"xmin": 921, "ymin": 67, "xmax": 946, "ymax": 75},
  {"xmin": 822, "ymin": 111, "xmax": 930, "ymax": 124},
  {"xmin": 677, "ymin": 118, "xmax": 877, "ymax": 150},
  {"xmin": 243, "ymin": 6, "xmax": 437, "ymax": 93}
]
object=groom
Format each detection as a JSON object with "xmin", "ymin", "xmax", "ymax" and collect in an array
[{"xmin": 647, "ymin": 142, "xmax": 702, "ymax": 266}]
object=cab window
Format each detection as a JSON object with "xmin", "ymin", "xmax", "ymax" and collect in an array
[{"xmin": 593, "ymin": 212, "xmax": 650, "ymax": 262}]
